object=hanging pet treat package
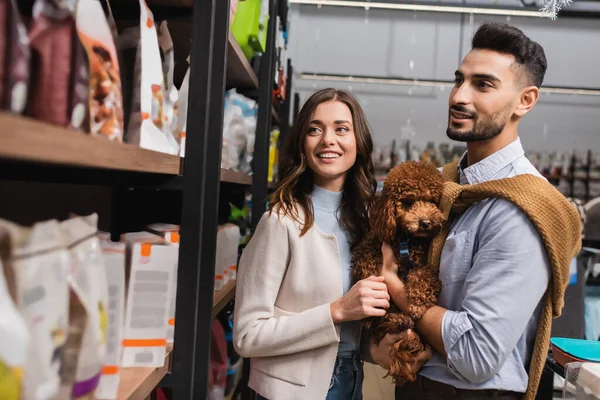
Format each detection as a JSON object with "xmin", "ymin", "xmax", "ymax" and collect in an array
[
  {"xmin": 145, "ymin": 224, "xmax": 179, "ymax": 344},
  {"xmin": 75, "ymin": 0, "xmax": 124, "ymax": 141},
  {"xmin": 0, "ymin": 219, "xmax": 70, "ymax": 400},
  {"xmin": 221, "ymin": 89, "xmax": 257, "ymax": 172},
  {"xmin": 176, "ymin": 56, "xmax": 190, "ymax": 158},
  {"xmin": 95, "ymin": 232, "xmax": 125, "ymax": 400},
  {"xmin": 224, "ymin": 224, "xmax": 240, "ymax": 281},
  {"xmin": 0, "ymin": 227, "xmax": 30, "ymax": 400},
  {"xmin": 122, "ymin": 232, "xmax": 176, "ymax": 367},
  {"xmin": 215, "ymin": 226, "xmax": 228, "ymax": 290},
  {"xmin": 27, "ymin": 0, "xmax": 90, "ymax": 130},
  {"xmin": 0, "ymin": 0, "xmax": 30, "ymax": 114},
  {"xmin": 60, "ymin": 214, "xmax": 109, "ymax": 399},
  {"xmin": 118, "ymin": 0, "xmax": 178, "ymax": 155},
  {"xmin": 157, "ymin": 21, "xmax": 180, "ymax": 153}
]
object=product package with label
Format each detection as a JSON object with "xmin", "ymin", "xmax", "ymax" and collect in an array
[
  {"xmin": 221, "ymin": 89, "xmax": 257, "ymax": 173},
  {"xmin": 122, "ymin": 232, "xmax": 176, "ymax": 367},
  {"xmin": 145, "ymin": 224, "xmax": 179, "ymax": 343},
  {"xmin": 0, "ymin": 226, "xmax": 30, "ymax": 400},
  {"xmin": 95, "ymin": 232, "xmax": 125, "ymax": 400},
  {"xmin": 0, "ymin": 0, "xmax": 30, "ymax": 114},
  {"xmin": 27, "ymin": 0, "xmax": 90, "ymax": 130},
  {"xmin": 176, "ymin": 56, "xmax": 190, "ymax": 158},
  {"xmin": 118, "ymin": 0, "xmax": 178, "ymax": 155},
  {"xmin": 157, "ymin": 21, "xmax": 180, "ymax": 152},
  {"xmin": 59, "ymin": 214, "xmax": 109, "ymax": 400},
  {"xmin": 0, "ymin": 219, "xmax": 70, "ymax": 400},
  {"xmin": 215, "ymin": 224, "xmax": 240, "ymax": 290},
  {"xmin": 75, "ymin": 0, "xmax": 124, "ymax": 141}
]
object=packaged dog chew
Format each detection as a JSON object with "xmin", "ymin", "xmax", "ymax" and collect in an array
[
  {"xmin": 27, "ymin": 0, "xmax": 90, "ymax": 130},
  {"xmin": 75, "ymin": 0, "xmax": 124, "ymax": 141},
  {"xmin": 0, "ymin": 219, "xmax": 70, "ymax": 400},
  {"xmin": 157, "ymin": 20, "xmax": 180, "ymax": 153},
  {"xmin": 176, "ymin": 58, "xmax": 190, "ymax": 158},
  {"xmin": 118, "ymin": 0, "xmax": 178, "ymax": 155},
  {"xmin": 145, "ymin": 224, "xmax": 179, "ymax": 343},
  {"xmin": 0, "ymin": 226, "xmax": 29, "ymax": 400},
  {"xmin": 95, "ymin": 232, "xmax": 125, "ymax": 400},
  {"xmin": 0, "ymin": 0, "xmax": 30, "ymax": 114},
  {"xmin": 121, "ymin": 231, "xmax": 176, "ymax": 367},
  {"xmin": 60, "ymin": 214, "xmax": 109, "ymax": 400}
]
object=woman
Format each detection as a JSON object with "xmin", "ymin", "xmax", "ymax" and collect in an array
[{"xmin": 233, "ymin": 88, "xmax": 400, "ymax": 400}]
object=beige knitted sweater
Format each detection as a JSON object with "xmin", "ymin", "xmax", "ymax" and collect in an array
[{"xmin": 428, "ymin": 160, "xmax": 582, "ymax": 400}]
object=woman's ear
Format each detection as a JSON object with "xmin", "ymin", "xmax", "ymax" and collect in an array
[{"xmin": 371, "ymin": 193, "xmax": 397, "ymax": 242}]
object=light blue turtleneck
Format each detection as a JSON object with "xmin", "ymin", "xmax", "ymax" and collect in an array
[{"xmin": 311, "ymin": 185, "xmax": 360, "ymax": 357}]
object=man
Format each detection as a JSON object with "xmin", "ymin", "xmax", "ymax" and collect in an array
[{"xmin": 385, "ymin": 21, "xmax": 552, "ymax": 399}]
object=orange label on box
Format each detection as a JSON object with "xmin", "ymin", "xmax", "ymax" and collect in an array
[
  {"xmin": 141, "ymin": 243, "xmax": 152, "ymax": 257},
  {"xmin": 102, "ymin": 365, "xmax": 119, "ymax": 375},
  {"xmin": 168, "ymin": 318, "xmax": 175, "ymax": 326},
  {"xmin": 169, "ymin": 232, "xmax": 180, "ymax": 244},
  {"xmin": 123, "ymin": 338, "xmax": 167, "ymax": 347}
]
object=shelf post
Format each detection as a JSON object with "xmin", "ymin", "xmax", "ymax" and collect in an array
[
  {"xmin": 171, "ymin": 0, "xmax": 230, "ymax": 398},
  {"xmin": 251, "ymin": 0, "xmax": 279, "ymax": 231}
]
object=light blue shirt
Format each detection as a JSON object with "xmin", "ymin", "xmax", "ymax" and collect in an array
[
  {"xmin": 311, "ymin": 185, "xmax": 361, "ymax": 357},
  {"xmin": 420, "ymin": 138, "xmax": 551, "ymax": 393}
]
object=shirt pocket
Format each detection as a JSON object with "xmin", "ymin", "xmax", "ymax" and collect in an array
[{"xmin": 439, "ymin": 230, "xmax": 472, "ymax": 286}]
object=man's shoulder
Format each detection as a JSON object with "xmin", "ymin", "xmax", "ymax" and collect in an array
[{"xmin": 511, "ymin": 156, "xmax": 546, "ymax": 181}]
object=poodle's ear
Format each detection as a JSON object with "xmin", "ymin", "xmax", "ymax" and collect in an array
[{"xmin": 370, "ymin": 193, "xmax": 397, "ymax": 242}]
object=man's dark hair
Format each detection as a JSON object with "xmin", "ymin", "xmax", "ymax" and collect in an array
[{"xmin": 472, "ymin": 21, "xmax": 547, "ymax": 88}]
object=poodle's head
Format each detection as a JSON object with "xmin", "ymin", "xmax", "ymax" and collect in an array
[{"xmin": 371, "ymin": 161, "xmax": 446, "ymax": 242}]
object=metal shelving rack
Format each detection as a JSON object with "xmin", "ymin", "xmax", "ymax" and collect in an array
[{"xmin": 0, "ymin": 0, "xmax": 291, "ymax": 398}]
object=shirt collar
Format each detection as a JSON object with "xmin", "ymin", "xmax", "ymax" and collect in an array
[{"xmin": 457, "ymin": 138, "xmax": 525, "ymax": 185}]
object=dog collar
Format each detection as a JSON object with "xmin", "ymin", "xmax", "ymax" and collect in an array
[{"xmin": 397, "ymin": 230, "xmax": 415, "ymax": 280}]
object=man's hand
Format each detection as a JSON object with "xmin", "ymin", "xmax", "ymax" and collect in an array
[
  {"xmin": 369, "ymin": 330, "xmax": 433, "ymax": 372},
  {"xmin": 381, "ymin": 243, "xmax": 410, "ymax": 311}
]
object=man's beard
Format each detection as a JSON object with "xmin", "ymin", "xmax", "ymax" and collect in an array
[{"xmin": 446, "ymin": 104, "xmax": 511, "ymax": 142}]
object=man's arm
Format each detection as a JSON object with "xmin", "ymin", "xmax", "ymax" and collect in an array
[{"xmin": 384, "ymin": 200, "xmax": 551, "ymax": 383}]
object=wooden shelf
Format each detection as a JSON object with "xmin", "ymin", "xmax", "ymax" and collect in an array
[
  {"xmin": 212, "ymin": 279, "xmax": 236, "ymax": 319},
  {"xmin": 114, "ymin": 345, "xmax": 173, "ymax": 400},
  {"xmin": 227, "ymin": 32, "xmax": 259, "ymax": 90},
  {"xmin": 0, "ymin": 113, "xmax": 181, "ymax": 175},
  {"xmin": 220, "ymin": 169, "xmax": 253, "ymax": 185}
]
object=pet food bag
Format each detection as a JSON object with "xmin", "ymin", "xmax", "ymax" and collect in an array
[
  {"xmin": 118, "ymin": 0, "xmax": 178, "ymax": 155},
  {"xmin": 27, "ymin": 0, "xmax": 90, "ymax": 130},
  {"xmin": 122, "ymin": 232, "xmax": 176, "ymax": 367},
  {"xmin": 75, "ymin": 0, "xmax": 124, "ymax": 141},
  {"xmin": 222, "ymin": 89, "xmax": 257, "ymax": 172},
  {"xmin": 0, "ymin": 0, "xmax": 30, "ymax": 114},
  {"xmin": 0, "ymin": 227, "xmax": 29, "ymax": 400},
  {"xmin": 176, "ymin": 57, "xmax": 190, "ymax": 158},
  {"xmin": 95, "ymin": 232, "xmax": 125, "ymax": 400},
  {"xmin": 157, "ymin": 21, "xmax": 180, "ymax": 152},
  {"xmin": 145, "ymin": 224, "xmax": 179, "ymax": 343},
  {"xmin": 60, "ymin": 214, "xmax": 109, "ymax": 399},
  {"xmin": 0, "ymin": 219, "xmax": 70, "ymax": 400}
]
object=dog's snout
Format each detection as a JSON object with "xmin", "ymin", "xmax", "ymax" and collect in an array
[{"xmin": 420, "ymin": 220, "xmax": 432, "ymax": 229}]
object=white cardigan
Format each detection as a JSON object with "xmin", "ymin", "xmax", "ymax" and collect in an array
[{"xmin": 233, "ymin": 208, "xmax": 345, "ymax": 400}]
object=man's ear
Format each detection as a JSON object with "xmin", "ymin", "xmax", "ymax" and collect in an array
[{"xmin": 514, "ymin": 86, "xmax": 539, "ymax": 117}]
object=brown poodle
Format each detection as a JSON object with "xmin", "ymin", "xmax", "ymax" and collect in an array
[{"xmin": 352, "ymin": 161, "xmax": 446, "ymax": 385}]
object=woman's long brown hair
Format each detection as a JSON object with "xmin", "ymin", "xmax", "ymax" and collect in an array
[{"xmin": 269, "ymin": 88, "xmax": 377, "ymax": 249}]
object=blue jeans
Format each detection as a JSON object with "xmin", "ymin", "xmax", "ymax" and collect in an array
[
  {"xmin": 326, "ymin": 352, "xmax": 364, "ymax": 400},
  {"xmin": 255, "ymin": 352, "xmax": 364, "ymax": 400}
]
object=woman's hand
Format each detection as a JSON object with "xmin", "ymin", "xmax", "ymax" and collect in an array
[
  {"xmin": 370, "ymin": 330, "xmax": 433, "ymax": 372},
  {"xmin": 330, "ymin": 276, "xmax": 390, "ymax": 324},
  {"xmin": 381, "ymin": 243, "xmax": 410, "ymax": 312}
]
